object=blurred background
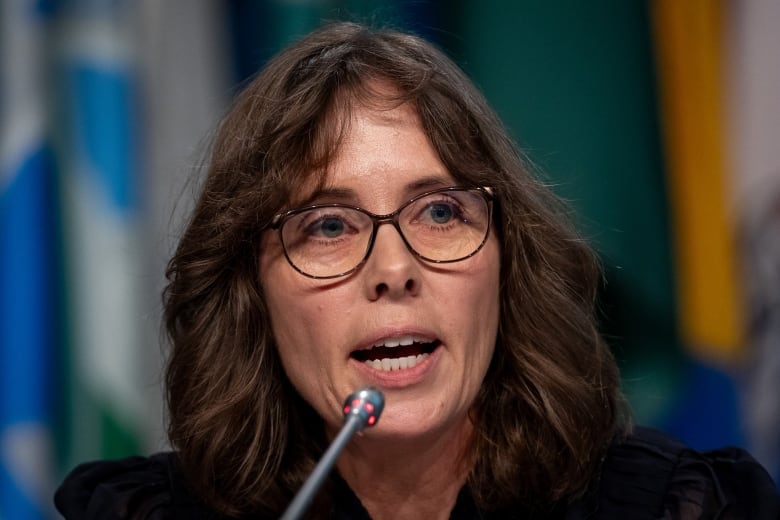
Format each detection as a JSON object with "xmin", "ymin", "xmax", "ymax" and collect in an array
[{"xmin": 2, "ymin": 0, "xmax": 779, "ymax": 517}]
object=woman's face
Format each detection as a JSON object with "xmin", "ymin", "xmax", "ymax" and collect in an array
[{"xmin": 259, "ymin": 95, "xmax": 501, "ymax": 442}]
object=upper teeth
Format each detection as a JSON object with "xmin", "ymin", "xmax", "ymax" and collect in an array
[{"xmin": 372, "ymin": 335, "xmax": 426, "ymax": 348}]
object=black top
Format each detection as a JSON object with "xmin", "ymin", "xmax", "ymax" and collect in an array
[{"xmin": 55, "ymin": 427, "xmax": 780, "ymax": 519}]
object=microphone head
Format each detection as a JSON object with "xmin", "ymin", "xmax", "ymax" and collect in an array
[{"xmin": 342, "ymin": 387, "xmax": 385, "ymax": 430}]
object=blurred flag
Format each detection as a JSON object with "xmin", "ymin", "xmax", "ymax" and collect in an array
[
  {"xmin": 54, "ymin": 0, "xmax": 145, "ymax": 469},
  {"xmin": 651, "ymin": 0, "xmax": 743, "ymax": 361},
  {"xmin": 0, "ymin": 1, "xmax": 58, "ymax": 519},
  {"xmin": 727, "ymin": 0, "xmax": 780, "ymax": 480},
  {"xmin": 649, "ymin": 0, "xmax": 747, "ymax": 451},
  {"xmin": 651, "ymin": 0, "xmax": 780, "ymax": 472}
]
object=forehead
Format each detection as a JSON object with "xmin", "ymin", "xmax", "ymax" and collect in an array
[{"xmin": 290, "ymin": 86, "xmax": 444, "ymax": 206}]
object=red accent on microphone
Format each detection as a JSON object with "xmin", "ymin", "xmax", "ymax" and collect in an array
[{"xmin": 341, "ymin": 387, "xmax": 385, "ymax": 428}]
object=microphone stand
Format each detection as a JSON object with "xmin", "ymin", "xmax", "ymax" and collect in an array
[{"xmin": 280, "ymin": 388, "xmax": 384, "ymax": 520}]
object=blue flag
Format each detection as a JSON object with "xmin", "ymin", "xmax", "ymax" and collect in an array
[{"xmin": 1, "ymin": 2, "xmax": 58, "ymax": 519}]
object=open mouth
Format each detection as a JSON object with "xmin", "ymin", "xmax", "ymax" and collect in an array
[{"xmin": 351, "ymin": 336, "xmax": 441, "ymax": 371}]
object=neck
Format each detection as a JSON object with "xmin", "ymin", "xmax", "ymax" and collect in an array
[{"xmin": 335, "ymin": 422, "xmax": 474, "ymax": 520}]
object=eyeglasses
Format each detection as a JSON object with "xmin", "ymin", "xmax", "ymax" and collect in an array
[{"xmin": 269, "ymin": 186, "xmax": 494, "ymax": 279}]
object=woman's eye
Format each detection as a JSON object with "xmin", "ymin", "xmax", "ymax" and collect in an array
[
  {"xmin": 426, "ymin": 203, "xmax": 456, "ymax": 224},
  {"xmin": 310, "ymin": 216, "xmax": 346, "ymax": 237}
]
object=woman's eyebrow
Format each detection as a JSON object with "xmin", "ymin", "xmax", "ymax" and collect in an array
[
  {"xmin": 403, "ymin": 176, "xmax": 453, "ymax": 195},
  {"xmin": 301, "ymin": 187, "xmax": 358, "ymax": 206}
]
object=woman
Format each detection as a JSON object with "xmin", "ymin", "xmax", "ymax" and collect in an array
[{"xmin": 55, "ymin": 22, "xmax": 779, "ymax": 519}]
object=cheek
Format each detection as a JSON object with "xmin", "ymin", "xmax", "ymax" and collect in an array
[
  {"xmin": 470, "ymin": 236, "xmax": 501, "ymax": 297},
  {"xmin": 469, "ymin": 241, "xmax": 501, "ymax": 355},
  {"xmin": 265, "ymin": 294, "xmax": 331, "ymax": 413},
  {"xmin": 265, "ymin": 288, "xmax": 321, "ymax": 366},
  {"xmin": 262, "ymin": 273, "xmax": 352, "ymax": 385},
  {"xmin": 260, "ymin": 243, "xmax": 315, "ymax": 371}
]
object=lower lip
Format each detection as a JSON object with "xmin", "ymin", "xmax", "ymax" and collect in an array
[{"xmin": 350, "ymin": 344, "xmax": 442, "ymax": 388}]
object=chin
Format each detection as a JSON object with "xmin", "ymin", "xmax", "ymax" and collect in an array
[{"xmin": 371, "ymin": 407, "xmax": 470, "ymax": 443}]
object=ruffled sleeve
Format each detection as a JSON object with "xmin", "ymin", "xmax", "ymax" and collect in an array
[
  {"xmin": 594, "ymin": 426, "xmax": 780, "ymax": 519},
  {"xmin": 54, "ymin": 452, "xmax": 216, "ymax": 520}
]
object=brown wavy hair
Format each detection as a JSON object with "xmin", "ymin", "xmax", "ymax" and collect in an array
[{"xmin": 164, "ymin": 21, "xmax": 627, "ymax": 518}]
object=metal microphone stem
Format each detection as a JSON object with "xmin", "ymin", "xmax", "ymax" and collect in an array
[{"xmin": 279, "ymin": 413, "xmax": 363, "ymax": 520}]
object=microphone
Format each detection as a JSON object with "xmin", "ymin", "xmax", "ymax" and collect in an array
[{"xmin": 280, "ymin": 387, "xmax": 385, "ymax": 520}]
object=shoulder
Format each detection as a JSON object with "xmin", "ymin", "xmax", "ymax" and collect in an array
[
  {"xmin": 589, "ymin": 426, "xmax": 780, "ymax": 519},
  {"xmin": 54, "ymin": 452, "xmax": 219, "ymax": 520}
]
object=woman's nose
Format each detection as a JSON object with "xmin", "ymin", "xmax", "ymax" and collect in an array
[{"xmin": 362, "ymin": 223, "xmax": 420, "ymax": 300}]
